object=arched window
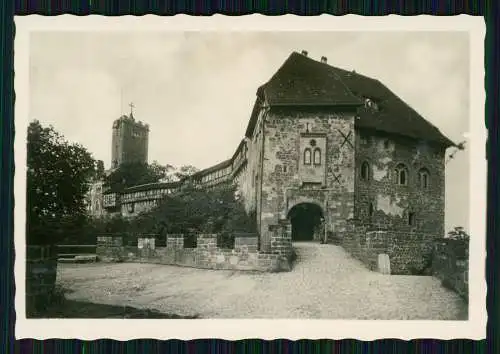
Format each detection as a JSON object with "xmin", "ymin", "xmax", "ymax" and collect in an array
[
  {"xmin": 418, "ymin": 168, "xmax": 430, "ymax": 189},
  {"xmin": 395, "ymin": 164, "xmax": 408, "ymax": 186},
  {"xmin": 304, "ymin": 148, "xmax": 312, "ymax": 165},
  {"xmin": 360, "ymin": 161, "xmax": 370, "ymax": 181},
  {"xmin": 313, "ymin": 148, "xmax": 321, "ymax": 165}
]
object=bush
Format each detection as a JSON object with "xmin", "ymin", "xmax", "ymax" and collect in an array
[
  {"xmin": 447, "ymin": 226, "xmax": 470, "ymax": 241},
  {"xmin": 133, "ymin": 184, "xmax": 257, "ymax": 237},
  {"xmin": 217, "ymin": 233, "xmax": 235, "ymax": 249},
  {"xmin": 80, "ymin": 185, "xmax": 259, "ymax": 247}
]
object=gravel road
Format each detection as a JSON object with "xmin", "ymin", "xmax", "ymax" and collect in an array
[{"xmin": 57, "ymin": 242, "xmax": 467, "ymax": 319}]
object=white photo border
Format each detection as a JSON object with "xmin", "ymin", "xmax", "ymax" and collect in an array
[{"xmin": 14, "ymin": 14, "xmax": 487, "ymax": 340}]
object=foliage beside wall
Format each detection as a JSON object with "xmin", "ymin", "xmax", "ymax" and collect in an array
[
  {"xmin": 84, "ymin": 184, "xmax": 258, "ymax": 245},
  {"xmin": 135, "ymin": 184, "xmax": 258, "ymax": 236},
  {"xmin": 447, "ymin": 226, "xmax": 470, "ymax": 241}
]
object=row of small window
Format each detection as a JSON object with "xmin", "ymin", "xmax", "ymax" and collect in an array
[
  {"xmin": 303, "ymin": 148, "xmax": 322, "ymax": 166},
  {"xmin": 123, "ymin": 189, "xmax": 174, "ymax": 200},
  {"xmin": 360, "ymin": 162, "xmax": 430, "ymax": 189},
  {"xmin": 201, "ymin": 168, "xmax": 231, "ymax": 183}
]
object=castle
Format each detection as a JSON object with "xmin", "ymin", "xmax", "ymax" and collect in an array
[{"xmin": 94, "ymin": 51, "xmax": 455, "ymax": 257}]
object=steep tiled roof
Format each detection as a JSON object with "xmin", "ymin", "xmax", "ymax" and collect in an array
[
  {"xmin": 246, "ymin": 51, "xmax": 455, "ymax": 147},
  {"xmin": 260, "ymin": 52, "xmax": 363, "ymax": 107}
]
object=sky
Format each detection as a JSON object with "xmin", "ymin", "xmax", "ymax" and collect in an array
[{"xmin": 29, "ymin": 31, "xmax": 470, "ymax": 233}]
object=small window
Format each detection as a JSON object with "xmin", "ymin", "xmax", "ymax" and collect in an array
[
  {"xmin": 304, "ymin": 148, "xmax": 312, "ymax": 165},
  {"xmin": 368, "ymin": 203, "xmax": 374, "ymax": 218},
  {"xmin": 313, "ymin": 148, "xmax": 321, "ymax": 165},
  {"xmin": 383, "ymin": 140, "xmax": 390, "ymax": 149},
  {"xmin": 360, "ymin": 161, "xmax": 370, "ymax": 181},
  {"xmin": 283, "ymin": 166, "xmax": 288, "ymax": 173},
  {"xmin": 408, "ymin": 212, "xmax": 416, "ymax": 226},
  {"xmin": 395, "ymin": 164, "xmax": 408, "ymax": 186},
  {"xmin": 418, "ymin": 168, "xmax": 430, "ymax": 189}
]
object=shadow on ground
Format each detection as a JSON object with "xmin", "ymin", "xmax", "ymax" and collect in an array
[
  {"xmin": 27, "ymin": 287, "xmax": 199, "ymax": 319},
  {"xmin": 27, "ymin": 299, "xmax": 200, "ymax": 319}
]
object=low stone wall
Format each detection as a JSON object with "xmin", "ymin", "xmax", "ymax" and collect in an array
[
  {"xmin": 97, "ymin": 233, "xmax": 292, "ymax": 272},
  {"xmin": 96, "ymin": 236, "xmax": 125, "ymax": 262},
  {"xmin": 26, "ymin": 245, "xmax": 58, "ymax": 316},
  {"xmin": 341, "ymin": 222, "xmax": 436, "ymax": 275},
  {"xmin": 432, "ymin": 238, "xmax": 469, "ymax": 301}
]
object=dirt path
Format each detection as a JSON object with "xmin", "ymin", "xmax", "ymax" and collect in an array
[{"xmin": 57, "ymin": 242, "xmax": 467, "ymax": 319}]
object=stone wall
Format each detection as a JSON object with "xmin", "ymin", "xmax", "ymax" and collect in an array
[
  {"xmin": 237, "ymin": 104, "xmax": 266, "ymax": 223},
  {"xmin": 26, "ymin": 245, "xmax": 58, "ymax": 316},
  {"xmin": 354, "ymin": 129, "xmax": 446, "ymax": 236},
  {"xmin": 96, "ymin": 232, "xmax": 293, "ymax": 272},
  {"xmin": 260, "ymin": 108, "xmax": 356, "ymax": 250},
  {"xmin": 96, "ymin": 236, "xmax": 125, "ymax": 262},
  {"xmin": 269, "ymin": 220, "xmax": 293, "ymax": 257},
  {"xmin": 432, "ymin": 238, "xmax": 469, "ymax": 301},
  {"xmin": 341, "ymin": 221, "xmax": 437, "ymax": 275}
]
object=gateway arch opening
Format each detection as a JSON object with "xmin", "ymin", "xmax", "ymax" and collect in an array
[{"xmin": 287, "ymin": 203, "xmax": 324, "ymax": 242}]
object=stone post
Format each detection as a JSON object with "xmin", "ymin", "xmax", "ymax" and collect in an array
[
  {"xmin": 270, "ymin": 219, "xmax": 292, "ymax": 256},
  {"xmin": 138, "ymin": 237, "xmax": 156, "ymax": 258}
]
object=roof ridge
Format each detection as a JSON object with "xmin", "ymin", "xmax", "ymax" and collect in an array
[{"xmin": 245, "ymin": 51, "xmax": 455, "ymax": 147}]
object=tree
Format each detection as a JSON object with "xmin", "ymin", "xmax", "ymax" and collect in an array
[
  {"xmin": 174, "ymin": 165, "xmax": 199, "ymax": 181},
  {"xmin": 103, "ymin": 160, "xmax": 172, "ymax": 192},
  {"xmin": 447, "ymin": 226, "xmax": 470, "ymax": 241},
  {"xmin": 27, "ymin": 120, "xmax": 98, "ymax": 245},
  {"xmin": 446, "ymin": 140, "xmax": 467, "ymax": 164},
  {"xmin": 95, "ymin": 160, "xmax": 105, "ymax": 180}
]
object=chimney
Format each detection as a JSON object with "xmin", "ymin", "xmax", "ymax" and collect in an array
[
  {"xmin": 321, "ymin": 56, "xmax": 327, "ymax": 64},
  {"xmin": 301, "ymin": 50, "xmax": 308, "ymax": 57}
]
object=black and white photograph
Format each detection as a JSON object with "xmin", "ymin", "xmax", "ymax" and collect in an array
[{"xmin": 15, "ymin": 16, "xmax": 486, "ymax": 340}]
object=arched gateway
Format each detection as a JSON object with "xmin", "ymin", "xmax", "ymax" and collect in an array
[{"xmin": 287, "ymin": 202, "xmax": 324, "ymax": 242}]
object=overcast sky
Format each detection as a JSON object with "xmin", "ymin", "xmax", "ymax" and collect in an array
[{"xmin": 29, "ymin": 31, "xmax": 470, "ymax": 233}]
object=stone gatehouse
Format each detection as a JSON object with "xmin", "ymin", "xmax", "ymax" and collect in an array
[{"xmin": 98, "ymin": 50, "xmax": 456, "ymax": 270}]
